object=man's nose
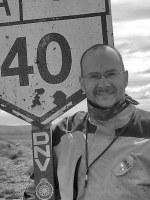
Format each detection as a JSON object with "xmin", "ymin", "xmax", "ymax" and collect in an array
[{"xmin": 97, "ymin": 75, "xmax": 110, "ymax": 87}]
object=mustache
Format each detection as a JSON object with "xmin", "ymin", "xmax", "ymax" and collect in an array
[{"xmin": 93, "ymin": 86, "xmax": 116, "ymax": 95}]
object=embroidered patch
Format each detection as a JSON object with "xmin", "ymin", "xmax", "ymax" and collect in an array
[
  {"xmin": 113, "ymin": 155, "xmax": 135, "ymax": 176},
  {"xmin": 35, "ymin": 178, "xmax": 54, "ymax": 200}
]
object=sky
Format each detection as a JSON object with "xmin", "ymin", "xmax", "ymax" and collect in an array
[
  {"xmin": 0, "ymin": 0, "xmax": 150, "ymax": 125},
  {"xmin": 111, "ymin": 0, "xmax": 150, "ymax": 73}
]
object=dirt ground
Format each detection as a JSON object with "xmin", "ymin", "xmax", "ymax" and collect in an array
[{"xmin": 0, "ymin": 132, "xmax": 33, "ymax": 200}]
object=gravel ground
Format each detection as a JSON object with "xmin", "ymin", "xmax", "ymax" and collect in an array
[{"xmin": 0, "ymin": 138, "xmax": 33, "ymax": 200}]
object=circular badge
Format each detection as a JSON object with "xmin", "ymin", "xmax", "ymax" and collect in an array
[{"xmin": 36, "ymin": 178, "xmax": 54, "ymax": 200}]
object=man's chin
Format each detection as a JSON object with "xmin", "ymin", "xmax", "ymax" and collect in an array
[{"xmin": 95, "ymin": 95, "xmax": 116, "ymax": 108}]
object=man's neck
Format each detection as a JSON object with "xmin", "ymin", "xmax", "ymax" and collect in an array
[{"xmin": 87, "ymin": 97, "xmax": 128, "ymax": 122}]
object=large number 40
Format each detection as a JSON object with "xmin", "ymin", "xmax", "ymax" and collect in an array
[{"xmin": 1, "ymin": 33, "xmax": 72, "ymax": 86}]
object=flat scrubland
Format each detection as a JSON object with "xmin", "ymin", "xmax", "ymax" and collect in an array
[{"xmin": 0, "ymin": 125, "xmax": 33, "ymax": 200}]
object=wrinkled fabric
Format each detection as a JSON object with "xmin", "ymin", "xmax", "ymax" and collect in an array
[
  {"xmin": 87, "ymin": 94, "xmax": 139, "ymax": 121},
  {"xmin": 77, "ymin": 136, "xmax": 150, "ymax": 200}
]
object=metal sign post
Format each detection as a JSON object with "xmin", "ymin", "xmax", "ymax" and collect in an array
[
  {"xmin": 0, "ymin": 0, "xmax": 114, "ymax": 199},
  {"xmin": 32, "ymin": 124, "xmax": 55, "ymax": 200}
]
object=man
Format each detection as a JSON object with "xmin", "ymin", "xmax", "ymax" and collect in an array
[{"xmin": 24, "ymin": 44, "xmax": 150, "ymax": 200}]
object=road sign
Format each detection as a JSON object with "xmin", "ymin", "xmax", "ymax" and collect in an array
[{"xmin": 0, "ymin": 0, "xmax": 113, "ymax": 125}]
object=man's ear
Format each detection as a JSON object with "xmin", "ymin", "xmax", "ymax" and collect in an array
[
  {"xmin": 124, "ymin": 70, "xmax": 128, "ymax": 87},
  {"xmin": 79, "ymin": 76, "xmax": 85, "ymax": 93}
]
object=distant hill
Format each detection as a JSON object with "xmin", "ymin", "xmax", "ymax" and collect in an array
[{"xmin": 0, "ymin": 125, "xmax": 32, "ymax": 139}]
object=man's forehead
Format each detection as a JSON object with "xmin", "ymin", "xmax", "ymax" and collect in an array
[
  {"xmin": 82, "ymin": 46, "xmax": 119, "ymax": 64},
  {"xmin": 81, "ymin": 47, "xmax": 122, "ymax": 73}
]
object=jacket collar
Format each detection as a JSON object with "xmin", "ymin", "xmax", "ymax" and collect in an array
[{"xmin": 87, "ymin": 104, "xmax": 136, "ymax": 135}]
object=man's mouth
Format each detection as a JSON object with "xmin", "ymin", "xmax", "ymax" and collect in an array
[{"xmin": 94, "ymin": 87, "xmax": 116, "ymax": 96}]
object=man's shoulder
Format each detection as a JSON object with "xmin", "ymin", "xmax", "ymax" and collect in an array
[
  {"xmin": 52, "ymin": 111, "xmax": 87, "ymax": 146},
  {"xmin": 127, "ymin": 107, "xmax": 150, "ymax": 138},
  {"xmin": 135, "ymin": 108, "xmax": 150, "ymax": 123}
]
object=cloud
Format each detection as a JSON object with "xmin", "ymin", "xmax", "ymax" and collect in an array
[
  {"xmin": 127, "ymin": 84, "xmax": 150, "ymax": 100},
  {"xmin": 111, "ymin": 0, "xmax": 150, "ymax": 22},
  {"xmin": 115, "ymin": 36, "xmax": 150, "ymax": 54},
  {"xmin": 140, "ymin": 69, "xmax": 150, "ymax": 74},
  {"xmin": 113, "ymin": 19, "xmax": 150, "ymax": 57},
  {"xmin": 112, "ymin": 18, "xmax": 150, "ymax": 73},
  {"xmin": 128, "ymin": 73, "xmax": 150, "ymax": 92},
  {"xmin": 113, "ymin": 19, "xmax": 150, "ymax": 39},
  {"xmin": 123, "ymin": 55, "xmax": 150, "ymax": 73}
]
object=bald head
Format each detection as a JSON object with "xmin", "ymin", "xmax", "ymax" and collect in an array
[{"xmin": 80, "ymin": 44, "xmax": 125, "ymax": 76}]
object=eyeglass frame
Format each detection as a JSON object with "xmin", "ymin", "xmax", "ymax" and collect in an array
[{"xmin": 81, "ymin": 70, "xmax": 127, "ymax": 81}]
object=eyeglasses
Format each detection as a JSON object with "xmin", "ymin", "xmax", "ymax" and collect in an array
[{"xmin": 83, "ymin": 71, "xmax": 125, "ymax": 81}]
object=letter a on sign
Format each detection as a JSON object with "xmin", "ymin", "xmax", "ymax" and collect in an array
[{"xmin": 0, "ymin": 0, "xmax": 11, "ymax": 16}]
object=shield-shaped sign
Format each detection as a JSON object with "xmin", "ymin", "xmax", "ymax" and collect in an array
[{"xmin": 0, "ymin": 0, "xmax": 113, "ymax": 125}]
